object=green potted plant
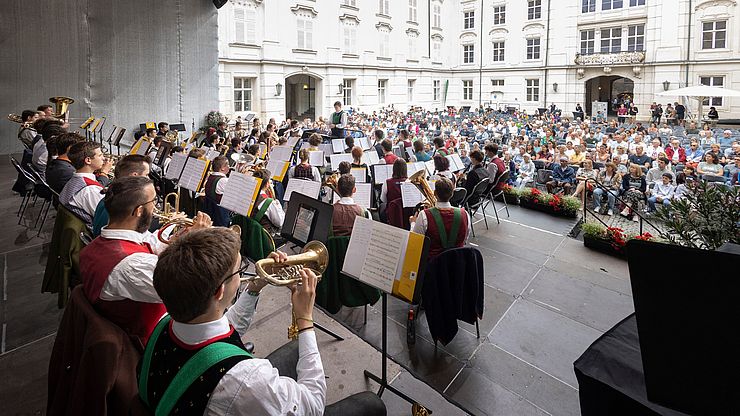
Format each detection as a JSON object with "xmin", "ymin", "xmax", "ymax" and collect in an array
[
  {"xmin": 499, "ymin": 184, "xmax": 520, "ymax": 204},
  {"xmin": 581, "ymin": 222, "xmax": 654, "ymax": 258}
]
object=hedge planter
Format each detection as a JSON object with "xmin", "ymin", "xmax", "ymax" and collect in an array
[
  {"xmin": 583, "ymin": 234, "xmax": 627, "ymax": 258},
  {"xmin": 519, "ymin": 198, "xmax": 578, "ymax": 218}
]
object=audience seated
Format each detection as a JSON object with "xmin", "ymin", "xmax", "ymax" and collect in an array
[
  {"xmin": 620, "ymin": 163, "xmax": 647, "ymax": 222},
  {"xmin": 647, "ymin": 173, "xmax": 675, "ymax": 212},
  {"xmin": 546, "ymin": 157, "xmax": 577, "ymax": 194}
]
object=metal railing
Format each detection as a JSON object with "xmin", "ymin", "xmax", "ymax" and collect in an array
[{"xmin": 580, "ymin": 176, "xmax": 662, "ymax": 236}]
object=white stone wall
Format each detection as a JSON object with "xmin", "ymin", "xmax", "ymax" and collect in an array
[{"xmin": 218, "ymin": 0, "xmax": 740, "ymax": 122}]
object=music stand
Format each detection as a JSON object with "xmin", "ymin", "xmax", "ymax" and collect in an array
[{"xmin": 280, "ymin": 192, "xmax": 333, "ymax": 247}]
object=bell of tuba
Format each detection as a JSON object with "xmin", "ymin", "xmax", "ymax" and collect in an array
[
  {"xmin": 409, "ymin": 169, "xmax": 437, "ymax": 210},
  {"xmin": 49, "ymin": 96, "xmax": 75, "ymax": 119},
  {"xmin": 322, "ymin": 171, "xmax": 340, "ymax": 194}
]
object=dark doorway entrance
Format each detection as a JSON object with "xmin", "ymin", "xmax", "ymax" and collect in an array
[
  {"xmin": 584, "ymin": 76, "xmax": 634, "ymax": 116},
  {"xmin": 285, "ymin": 74, "xmax": 319, "ymax": 121}
]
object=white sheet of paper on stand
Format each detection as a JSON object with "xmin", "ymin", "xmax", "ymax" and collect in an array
[
  {"xmin": 406, "ymin": 147, "xmax": 415, "ymax": 159},
  {"xmin": 400, "ymin": 182, "xmax": 424, "ymax": 208},
  {"xmin": 205, "ymin": 148, "xmax": 221, "ymax": 161},
  {"xmin": 284, "ymin": 178, "xmax": 322, "ymax": 201},
  {"xmin": 363, "ymin": 150, "xmax": 380, "ymax": 166},
  {"xmin": 329, "ymin": 153, "xmax": 353, "ymax": 170},
  {"xmin": 218, "ymin": 172, "xmax": 261, "ymax": 217},
  {"xmin": 309, "ymin": 151, "xmax": 325, "ymax": 166},
  {"xmin": 286, "ymin": 136, "xmax": 301, "ymax": 148},
  {"xmin": 179, "ymin": 158, "xmax": 209, "ymax": 192},
  {"xmin": 270, "ymin": 145, "xmax": 293, "ymax": 162},
  {"xmin": 447, "ymin": 154, "xmax": 465, "ymax": 172},
  {"xmin": 318, "ymin": 143, "xmax": 333, "ymax": 156},
  {"xmin": 353, "ymin": 183, "xmax": 372, "ymax": 209},
  {"xmin": 266, "ymin": 159, "xmax": 290, "ymax": 181},
  {"xmin": 358, "ymin": 137, "xmax": 371, "ymax": 150},
  {"xmin": 342, "ymin": 217, "xmax": 407, "ymax": 293},
  {"xmin": 372, "ymin": 164, "xmax": 394, "ymax": 185},
  {"xmin": 425, "ymin": 159, "xmax": 436, "ymax": 175},
  {"xmin": 350, "ymin": 167, "xmax": 367, "ymax": 183},
  {"xmin": 332, "ymin": 139, "xmax": 345, "ymax": 154},
  {"xmin": 164, "ymin": 152, "xmax": 188, "ymax": 180}
]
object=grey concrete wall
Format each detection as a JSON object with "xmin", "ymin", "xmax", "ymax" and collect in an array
[{"xmin": 0, "ymin": 0, "xmax": 218, "ymax": 154}]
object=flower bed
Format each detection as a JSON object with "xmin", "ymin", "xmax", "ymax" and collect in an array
[
  {"xmin": 515, "ymin": 187, "xmax": 580, "ymax": 218},
  {"xmin": 581, "ymin": 223, "xmax": 654, "ymax": 258}
]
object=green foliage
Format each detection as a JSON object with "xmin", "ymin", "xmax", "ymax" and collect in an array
[
  {"xmin": 560, "ymin": 195, "xmax": 582, "ymax": 215},
  {"xmin": 582, "ymin": 222, "xmax": 606, "ymax": 239},
  {"xmin": 654, "ymin": 181, "xmax": 740, "ymax": 250},
  {"xmin": 205, "ymin": 111, "xmax": 227, "ymax": 129}
]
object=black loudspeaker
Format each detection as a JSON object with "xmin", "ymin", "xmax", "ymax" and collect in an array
[
  {"xmin": 212, "ymin": 0, "xmax": 228, "ymax": 8},
  {"xmin": 627, "ymin": 240, "xmax": 740, "ymax": 415}
]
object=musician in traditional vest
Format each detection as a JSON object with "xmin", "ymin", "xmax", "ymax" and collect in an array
[
  {"xmin": 411, "ymin": 177, "xmax": 470, "ymax": 258},
  {"xmin": 91, "ymin": 154, "xmax": 151, "ymax": 237},
  {"xmin": 379, "ymin": 159, "xmax": 408, "ymax": 214},
  {"xmin": 139, "ymin": 228, "xmax": 386, "ymax": 416},
  {"xmin": 80, "ymin": 176, "xmax": 212, "ymax": 346},
  {"xmin": 484, "ymin": 143, "xmax": 507, "ymax": 191},
  {"xmin": 432, "ymin": 137, "xmax": 449, "ymax": 157},
  {"xmin": 58, "ymin": 141, "xmax": 112, "ymax": 227},
  {"xmin": 288, "ymin": 149, "xmax": 321, "ymax": 182},
  {"xmin": 329, "ymin": 101, "xmax": 348, "ymax": 138},
  {"xmin": 332, "ymin": 174, "xmax": 370, "ymax": 237},
  {"xmin": 204, "ymin": 156, "xmax": 230, "ymax": 204},
  {"xmin": 251, "ymin": 169, "xmax": 285, "ymax": 236},
  {"xmin": 380, "ymin": 139, "xmax": 399, "ymax": 165}
]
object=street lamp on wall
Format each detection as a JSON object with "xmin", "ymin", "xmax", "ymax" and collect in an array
[
  {"xmin": 552, "ymin": 82, "xmax": 558, "ymax": 92},
  {"xmin": 275, "ymin": 83, "xmax": 283, "ymax": 96},
  {"xmin": 662, "ymin": 80, "xmax": 670, "ymax": 91},
  {"xmin": 338, "ymin": 83, "xmax": 344, "ymax": 95}
]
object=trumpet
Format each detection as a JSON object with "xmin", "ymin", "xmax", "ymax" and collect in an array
[{"xmin": 241, "ymin": 241, "xmax": 328, "ymax": 340}]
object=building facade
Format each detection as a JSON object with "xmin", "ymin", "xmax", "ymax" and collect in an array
[{"xmin": 218, "ymin": 0, "xmax": 740, "ymax": 122}]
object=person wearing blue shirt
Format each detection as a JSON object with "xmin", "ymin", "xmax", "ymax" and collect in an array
[
  {"xmin": 546, "ymin": 157, "xmax": 577, "ymax": 194},
  {"xmin": 686, "ymin": 141, "xmax": 704, "ymax": 167},
  {"xmin": 91, "ymin": 154, "xmax": 151, "ymax": 236},
  {"xmin": 413, "ymin": 140, "xmax": 431, "ymax": 162}
]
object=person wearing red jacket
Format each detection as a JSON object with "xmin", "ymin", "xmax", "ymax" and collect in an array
[{"xmin": 664, "ymin": 138, "xmax": 687, "ymax": 165}]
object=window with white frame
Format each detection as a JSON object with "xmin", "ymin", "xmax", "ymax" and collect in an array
[
  {"xmin": 378, "ymin": 30, "xmax": 390, "ymax": 57},
  {"xmin": 526, "ymin": 79, "xmax": 540, "ymax": 102},
  {"xmin": 600, "ymin": 27, "xmax": 622, "ymax": 53},
  {"xmin": 408, "ymin": 79, "xmax": 415, "ymax": 102},
  {"xmin": 627, "ymin": 24, "xmax": 644, "ymax": 51},
  {"xmin": 343, "ymin": 79, "xmax": 353, "ymax": 106},
  {"xmin": 233, "ymin": 78, "xmax": 252, "ymax": 112},
  {"xmin": 463, "ymin": 80, "xmax": 473, "ymax": 101},
  {"xmin": 491, "ymin": 79, "xmax": 504, "ymax": 87},
  {"xmin": 234, "ymin": 5, "xmax": 256, "ymax": 44},
  {"xmin": 433, "ymin": 3, "xmax": 441, "ymax": 27},
  {"xmin": 343, "ymin": 23, "xmax": 358, "ymax": 54},
  {"xmin": 379, "ymin": 0, "xmax": 390, "ymax": 15},
  {"xmin": 433, "ymin": 80, "xmax": 441, "ymax": 101},
  {"xmin": 464, "ymin": 11, "xmax": 475, "ymax": 29},
  {"xmin": 344, "ymin": 0, "xmax": 356, "ymax": 6},
  {"xmin": 702, "ymin": 21, "xmax": 727, "ymax": 49},
  {"xmin": 629, "ymin": 0, "xmax": 645, "ymax": 6},
  {"xmin": 297, "ymin": 17, "xmax": 313, "ymax": 49},
  {"xmin": 528, "ymin": 0, "xmax": 541, "ymax": 20},
  {"xmin": 378, "ymin": 79, "xmax": 387, "ymax": 103},
  {"xmin": 582, "ymin": 0, "xmax": 596, "ymax": 13},
  {"xmin": 700, "ymin": 76, "xmax": 724, "ymax": 106},
  {"xmin": 602, "ymin": 0, "xmax": 623, "ymax": 10},
  {"xmin": 492, "ymin": 41, "xmax": 505, "ymax": 62},
  {"xmin": 463, "ymin": 44, "xmax": 475, "ymax": 63},
  {"xmin": 526, "ymin": 38, "xmax": 541, "ymax": 59},
  {"xmin": 408, "ymin": 0, "xmax": 417, "ymax": 22},
  {"xmin": 493, "ymin": 6, "xmax": 506, "ymax": 25},
  {"xmin": 432, "ymin": 38, "xmax": 442, "ymax": 61},
  {"xmin": 580, "ymin": 29, "xmax": 595, "ymax": 54},
  {"xmin": 408, "ymin": 33, "xmax": 418, "ymax": 59}
]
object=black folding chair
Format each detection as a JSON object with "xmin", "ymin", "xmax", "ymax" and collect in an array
[
  {"xmin": 449, "ymin": 187, "xmax": 467, "ymax": 207},
  {"xmin": 484, "ymin": 170, "xmax": 511, "ymax": 224},
  {"xmin": 26, "ymin": 168, "xmax": 59, "ymax": 235},
  {"xmin": 10, "ymin": 157, "xmax": 37, "ymax": 224},
  {"xmin": 462, "ymin": 178, "xmax": 490, "ymax": 237}
]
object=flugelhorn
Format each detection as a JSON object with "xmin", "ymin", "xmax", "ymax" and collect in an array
[
  {"xmin": 153, "ymin": 192, "xmax": 241, "ymax": 244},
  {"xmin": 409, "ymin": 169, "xmax": 437, "ymax": 210}
]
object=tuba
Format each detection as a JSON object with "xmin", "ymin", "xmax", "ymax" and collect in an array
[
  {"xmin": 322, "ymin": 171, "xmax": 340, "ymax": 194},
  {"xmin": 243, "ymin": 241, "xmax": 328, "ymax": 340},
  {"xmin": 49, "ymin": 96, "xmax": 75, "ymax": 120},
  {"xmin": 409, "ymin": 169, "xmax": 437, "ymax": 210}
]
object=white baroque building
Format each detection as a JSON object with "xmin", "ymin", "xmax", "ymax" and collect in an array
[{"xmin": 218, "ymin": 0, "xmax": 740, "ymax": 122}]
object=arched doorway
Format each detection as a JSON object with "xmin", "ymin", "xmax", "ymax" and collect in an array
[
  {"xmin": 584, "ymin": 76, "xmax": 634, "ymax": 116},
  {"xmin": 285, "ymin": 74, "xmax": 321, "ymax": 122}
]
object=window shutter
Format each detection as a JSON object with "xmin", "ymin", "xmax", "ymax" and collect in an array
[
  {"xmin": 245, "ymin": 8, "xmax": 256, "ymax": 44},
  {"xmin": 234, "ymin": 7, "xmax": 245, "ymax": 43}
]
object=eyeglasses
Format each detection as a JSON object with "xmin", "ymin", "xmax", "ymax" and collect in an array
[
  {"xmin": 216, "ymin": 256, "xmax": 250, "ymax": 292},
  {"xmin": 131, "ymin": 197, "xmax": 157, "ymax": 217}
]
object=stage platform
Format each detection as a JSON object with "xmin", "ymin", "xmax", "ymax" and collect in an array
[{"xmin": 0, "ymin": 157, "xmax": 636, "ymax": 415}]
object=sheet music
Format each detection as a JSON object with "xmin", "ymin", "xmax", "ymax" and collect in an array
[
  {"xmin": 353, "ymin": 183, "xmax": 372, "ymax": 209},
  {"xmin": 425, "ymin": 159, "xmax": 436, "ymax": 176},
  {"xmin": 350, "ymin": 167, "xmax": 367, "ymax": 183},
  {"xmin": 447, "ymin": 154, "xmax": 465, "ymax": 172},
  {"xmin": 300, "ymin": 142, "xmax": 312, "ymax": 151},
  {"xmin": 164, "ymin": 152, "xmax": 188, "ymax": 180},
  {"xmin": 205, "ymin": 148, "xmax": 221, "ymax": 161},
  {"xmin": 332, "ymin": 139, "xmax": 345, "ymax": 154},
  {"xmin": 329, "ymin": 153, "xmax": 353, "ymax": 171},
  {"xmin": 343, "ymin": 216, "xmax": 374, "ymax": 280},
  {"xmin": 266, "ymin": 159, "xmax": 289, "ymax": 181},
  {"xmin": 179, "ymin": 158, "xmax": 209, "ymax": 192},
  {"xmin": 372, "ymin": 164, "xmax": 394, "ymax": 185},
  {"xmin": 406, "ymin": 162, "xmax": 427, "ymax": 177},
  {"xmin": 363, "ymin": 150, "xmax": 381, "ymax": 166},
  {"xmin": 131, "ymin": 138, "xmax": 150, "ymax": 156},
  {"xmin": 309, "ymin": 151, "xmax": 325, "ymax": 166},
  {"xmin": 401, "ymin": 182, "xmax": 424, "ymax": 208},
  {"xmin": 270, "ymin": 145, "xmax": 293, "ymax": 162},
  {"xmin": 358, "ymin": 218, "xmax": 408, "ymax": 293},
  {"xmin": 284, "ymin": 178, "xmax": 322, "ymax": 201},
  {"xmin": 358, "ymin": 137, "xmax": 371, "ymax": 150},
  {"xmin": 318, "ymin": 143, "xmax": 333, "ymax": 157},
  {"xmin": 292, "ymin": 207, "xmax": 314, "ymax": 244},
  {"xmin": 218, "ymin": 172, "xmax": 261, "ymax": 217},
  {"xmin": 258, "ymin": 143, "xmax": 268, "ymax": 158},
  {"xmin": 406, "ymin": 147, "xmax": 415, "ymax": 159},
  {"xmin": 286, "ymin": 136, "xmax": 301, "ymax": 148}
]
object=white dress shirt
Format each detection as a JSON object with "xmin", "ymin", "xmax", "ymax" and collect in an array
[
  {"xmin": 98, "ymin": 228, "xmax": 162, "ymax": 303},
  {"xmin": 338, "ymin": 197, "xmax": 371, "ymax": 218},
  {"xmin": 255, "ymin": 197, "xmax": 285, "ymax": 228},
  {"xmin": 411, "ymin": 201, "xmax": 471, "ymax": 244},
  {"xmin": 211, "ymin": 172, "xmax": 229, "ymax": 195},
  {"xmin": 69, "ymin": 172, "xmax": 105, "ymax": 220}
]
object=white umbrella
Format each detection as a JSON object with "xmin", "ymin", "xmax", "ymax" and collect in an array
[{"xmin": 657, "ymin": 85, "xmax": 740, "ymax": 122}]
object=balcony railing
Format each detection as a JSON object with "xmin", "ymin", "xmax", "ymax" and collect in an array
[{"xmin": 574, "ymin": 51, "xmax": 646, "ymax": 66}]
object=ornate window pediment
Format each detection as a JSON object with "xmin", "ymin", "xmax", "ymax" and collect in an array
[
  {"xmin": 290, "ymin": 4, "xmax": 318, "ymax": 18},
  {"xmin": 376, "ymin": 22, "xmax": 393, "ymax": 32},
  {"xmin": 431, "ymin": 33, "xmax": 444, "ymax": 41},
  {"xmin": 695, "ymin": 0, "xmax": 736, "ymax": 19},
  {"xmin": 459, "ymin": 32, "xmax": 477, "ymax": 41},
  {"xmin": 406, "ymin": 28, "xmax": 420, "ymax": 36},
  {"xmin": 339, "ymin": 14, "xmax": 360, "ymax": 24}
]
